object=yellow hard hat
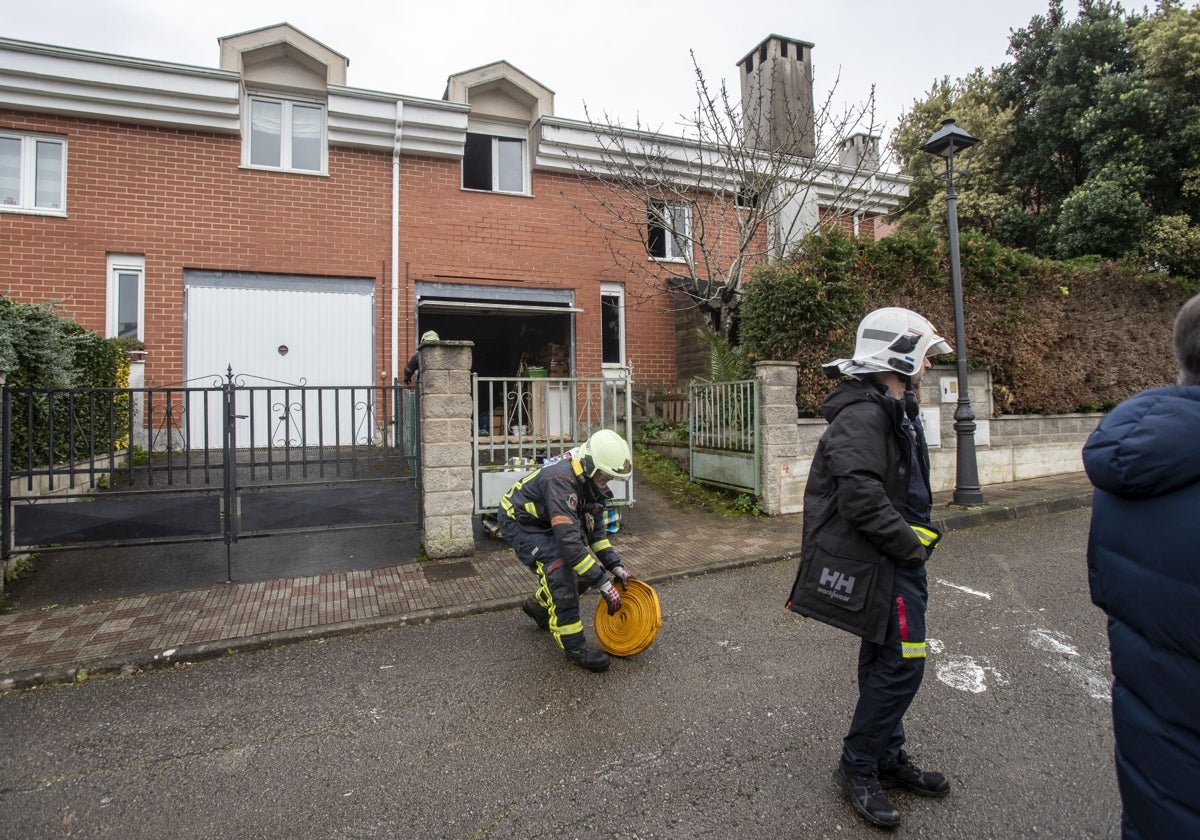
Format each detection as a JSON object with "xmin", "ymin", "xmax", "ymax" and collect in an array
[{"xmin": 579, "ymin": 429, "xmax": 632, "ymax": 479}]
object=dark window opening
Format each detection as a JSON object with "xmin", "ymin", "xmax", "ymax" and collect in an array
[
  {"xmin": 648, "ymin": 206, "xmax": 667, "ymax": 258},
  {"xmin": 759, "ymin": 44, "xmax": 767, "ymax": 63},
  {"xmin": 780, "ymin": 41, "xmax": 788, "ymax": 58},
  {"xmin": 601, "ymin": 294, "xmax": 622, "ymax": 364},
  {"xmin": 463, "ymin": 133, "xmax": 492, "ymax": 190}
]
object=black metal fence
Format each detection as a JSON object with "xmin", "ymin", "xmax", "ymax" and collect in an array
[{"xmin": 2, "ymin": 370, "xmax": 418, "ymax": 575}]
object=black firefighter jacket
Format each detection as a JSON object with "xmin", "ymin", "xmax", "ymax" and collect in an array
[
  {"xmin": 498, "ymin": 456, "xmax": 621, "ymax": 589},
  {"xmin": 787, "ymin": 378, "xmax": 929, "ymax": 644}
]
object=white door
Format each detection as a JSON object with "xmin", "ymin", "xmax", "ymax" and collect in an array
[{"xmin": 185, "ymin": 277, "xmax": 374, "ymax": 447}]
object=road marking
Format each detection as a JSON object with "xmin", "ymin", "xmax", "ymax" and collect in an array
[
  {"xmin": 933, "ymin": 653, "xmax": 1007, "ymax": 693},
  {"xmin": 934, "ymin": 579, "xmax": 992, "ymax": 599},
  {"xmin": 1028, "ymin": 628, "xmax": 1111, "ymax": 702}
]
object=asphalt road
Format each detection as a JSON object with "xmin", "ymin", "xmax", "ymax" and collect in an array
[{"xmin": 0, "ymin": 508, "xmax": 1119, "ymax": 839}]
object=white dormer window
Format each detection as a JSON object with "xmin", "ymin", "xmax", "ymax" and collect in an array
[
  {"xmin": 243, "ymin": 94, "xmax": 327, "ymax": 174},
  {"xmin": 462, "ymin": 121, "xmax": 528, "ymax": 194}
]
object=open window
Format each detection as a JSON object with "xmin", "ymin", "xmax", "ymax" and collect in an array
[
  {"xmin": 462, "ymin": 122, "xmax": 528, "ymax": 194},
  {"xmin": 648, "ymin": 201, "xmax": 690, "ymax": 261},
  {"xmin": 601, "ymin": 283, "xmax": 626, "ymax": 373}
]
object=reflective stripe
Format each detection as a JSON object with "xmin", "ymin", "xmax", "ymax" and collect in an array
[
  {"xmin": 499, "ymin": 469, "xmax": 541, "ymax": 519},
  {"xmin": 554, "ymin": 620, "xmax": 583, "ymax": 637},
  {"xmin": 592, "ymin": 538, "xmax": 613, "ymax": 552},
  {"xmin": 573, "ymin": 553, "xmax": 597, "ymax": 576},
  {"xmin": 910, "ymin": 524, "xmax": 941, "ymax": 548},
  {"xmin": 901, "ymin": 641, "xmax": 926, "ymax": 659}
]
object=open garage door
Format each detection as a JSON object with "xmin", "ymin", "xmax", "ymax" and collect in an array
[{"xmin": 414, "ymin": 281, "xmax": 579, "ymax": 381}]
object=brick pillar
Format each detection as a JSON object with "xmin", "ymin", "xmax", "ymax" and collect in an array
[
  {"xmin": 418, "ymin": 339, "xmax": 475, "ymax": 558},
  {"xmin": 757, "ymin": 360, "xmax": 805, "ymax": 516}
]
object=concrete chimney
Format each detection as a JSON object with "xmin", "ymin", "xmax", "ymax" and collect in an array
[
  {"xmin": 738, "ymin": 35, "xmax": 815, "ymax": 158},
  {"xmin": 839, "ymin": 133, "xmax": 880, "ymax": 171}
]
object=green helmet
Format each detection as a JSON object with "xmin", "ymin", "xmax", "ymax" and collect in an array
[
  {"xmin": 579, "ymin": 429, "xmax": 632, "ymax": 479},
  {"xmin": 420, "ymin": 330, "xmax": 440, "ymax": 343}
]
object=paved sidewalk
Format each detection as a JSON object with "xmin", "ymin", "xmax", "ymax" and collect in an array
[{"xmin": 0, "ymin": 472, "xmax": 1094, "ymax": 691}]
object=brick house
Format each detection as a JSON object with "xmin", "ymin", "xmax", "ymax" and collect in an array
[{"xmin": 0, "ymin": 24, "xmax": 905, "ymax": 389}]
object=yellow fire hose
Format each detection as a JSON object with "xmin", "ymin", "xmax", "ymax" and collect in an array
[{"xmin": 594, "ymin": 579, "xmax": 662, "ymax": 656}]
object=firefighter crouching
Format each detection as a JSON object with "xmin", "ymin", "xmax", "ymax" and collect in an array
[{"xmin": 497, "ymin": 429, "xmax": 634, "ymax": 672}]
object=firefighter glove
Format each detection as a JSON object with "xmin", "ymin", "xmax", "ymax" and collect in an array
[
  {"xmin": 612, "ymin": 565, "xmax": 632, "ymax": 590},
  {"xmin": 599, "ymin": 581, "xmax": 622, "ymax": 615}
]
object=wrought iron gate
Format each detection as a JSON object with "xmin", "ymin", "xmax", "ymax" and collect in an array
[
  {"xmin": 472, "ymin": 373, "xmax": 634, "ymax": 514},
  {"xmin": 689, "ymin": 379, "xmax": 760, "ymax": 495},
  {"xmin": 1, "ymin": 370, "xmax": 419, "ymax": 580}
]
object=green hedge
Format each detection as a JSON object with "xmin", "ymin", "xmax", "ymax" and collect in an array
[
  {"xmin": 0, "ymin": 297, "xmax": 133, "ymax": 467},
  {"xmin": 740, "ymin": 228, "xmax": 1195, "ymax": 416}
]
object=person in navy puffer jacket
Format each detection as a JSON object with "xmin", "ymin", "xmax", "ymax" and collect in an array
[{"xmin": 1083, "ymin": 291, "xmax": 1200, "ymax": 840}]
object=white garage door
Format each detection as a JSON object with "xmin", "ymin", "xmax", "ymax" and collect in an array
[{"xmin": 184, "ymin": 272, "xmax": 375, "ymax": 447}]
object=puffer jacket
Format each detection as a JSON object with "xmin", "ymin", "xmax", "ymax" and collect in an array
[
  {"xmin": 1083, "ymin": 385, "xmax": 1200, "ymax": 840},
  {"xmin": 787, "ymin": 378, "xmax": 928, "ymax": 643}
]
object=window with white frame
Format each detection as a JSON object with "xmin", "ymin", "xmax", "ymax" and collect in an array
[
  {"xmin": 648, "ymin": 201, "xmax": 690, "ymax": 261},
  {"xmin": 601, "ymin": 284, "xmax": 626, "ymax": 368},
  {"xmin": 462, "ymin": 130, "xmax": 527, "ymax": 194},
  {"xmin": 0, "ymin": 131, "xmax": 66, "ymax": 213},
  {"xmin": 107, "ymin": 254, "xmax": 145, "ymax": 341},
  {"xmin": 244, "ymin": 94, "xmax": 326, "ymax": 173}
]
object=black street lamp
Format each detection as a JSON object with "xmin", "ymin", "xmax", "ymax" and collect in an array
[{"xmin": 921, "ymin": 117, "xmax": 984, "ymax": 506}]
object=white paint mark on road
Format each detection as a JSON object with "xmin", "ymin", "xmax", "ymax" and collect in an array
[
  {"xmin": 935, "ymin": 654, "xmax": 1007, "ymax": 693},
  {"xmin": 1027, "ymin": 628, "xmax": 1111, "ymax": 702},
  {"xmin": 935, "ymin": 579, "xmax": 993, "ymax": 599},
  {"xmin": 1028, "ymin": 628, "xmax": 1078, "ymax": 656}
]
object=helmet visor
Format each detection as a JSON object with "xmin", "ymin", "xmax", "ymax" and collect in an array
[{"xmin": 928, "ymin": 334, "xmax": 953, "ymax": 356}]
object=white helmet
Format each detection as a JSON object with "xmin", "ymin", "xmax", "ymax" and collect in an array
[
  {"xmin": 823, "ymin": 307, "xmax": 952, "ymax": 379},
  {"xmin": 578, "ymin": 429, "xmax": 633, "ymax": 479}
]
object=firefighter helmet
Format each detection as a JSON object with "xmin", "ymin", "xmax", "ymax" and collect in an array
[
  {"xmin": 420, "ymin": 330, "xmax": 440, "ymax": 343},
  {"xmin": 578, "ymin": 429, "xmax": 632, "ymax": 479},
  {"xmin": 823, "ymin": 307, "xmax": 952, "ymax": 379}
]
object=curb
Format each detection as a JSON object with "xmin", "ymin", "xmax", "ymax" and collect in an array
[{"xmin": 0, "ymin": 493, "xmax": 1092, "ymax": 693}]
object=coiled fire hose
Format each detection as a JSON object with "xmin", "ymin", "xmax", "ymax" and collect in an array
[{"xmin": 594, "ymin": 579, "xmax": 662, "ymax": 656}]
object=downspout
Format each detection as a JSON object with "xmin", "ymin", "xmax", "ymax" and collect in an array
[
  {"xmin": 390, "ymin": 99, "xmax": 403, "ymax": 447},
  {"xmin": 391, "ymin": 99, "xmax": 403, "ymax": 390}
]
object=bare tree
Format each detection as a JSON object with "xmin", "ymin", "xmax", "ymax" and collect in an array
[{"xmin": 559, "ymin": 48, "xmax": 902, "ymax": 343}]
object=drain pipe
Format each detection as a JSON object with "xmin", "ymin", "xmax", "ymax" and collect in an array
[{"xmin": 390, "ymin": 99, "xmax": 403, "ymax": 445}]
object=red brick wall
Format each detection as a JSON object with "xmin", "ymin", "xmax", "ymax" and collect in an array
[
  {"xmin": 396, "ymin": 158, "xmax": 706, "ymax": 383},
  {"xmin": 818, "ymin": 207, "xmax": 879, "ymax": 240},
  {"xmin": 2, "ymin": 109, "xmax": 757, "ymax": 387},
  {"xmin": 0, "ymin": 110, "xmax": 392, "ymax": 385}
]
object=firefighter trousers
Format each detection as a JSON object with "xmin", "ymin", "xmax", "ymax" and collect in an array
[
  {"xmin": 842, "ymin": 564, "xmax": 929, "ymax": 775},
  {"xmin": 499, "ymin": 519, "xmax": 589, "ymax": 651}
]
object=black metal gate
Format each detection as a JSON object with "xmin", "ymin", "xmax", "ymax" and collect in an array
[{"xmin": 1, "ymin": 370, "xmax": 419, "ymax": 580}]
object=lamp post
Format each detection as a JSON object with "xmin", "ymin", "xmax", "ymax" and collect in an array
[{"xmin": 921, "ymin": 117, "xmax": 984, "ymax": 506}]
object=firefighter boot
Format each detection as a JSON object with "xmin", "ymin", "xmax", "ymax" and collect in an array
[
  {"xmin": 879, "ymin": 750, "xmax": 950, "ymax": 797},
  {"xmin": 835, "ymin": 759, "xmax": 902, "ymax": 829},
  {"xmin": 564, "ymin": 641, "xmax": 610, "ymax": 672},
  {"xmin": 521, "ymin": 596, "xmax": 550, "ymax": 631}
]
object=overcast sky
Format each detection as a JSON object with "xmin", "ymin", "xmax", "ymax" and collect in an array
[{"xmin": 6, "ymin": 0, "xmax": 1058, "ymax": 146}]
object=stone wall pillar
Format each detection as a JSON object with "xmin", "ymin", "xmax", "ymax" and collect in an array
[
  {"xmin": 418, "ymin": 339, "xmax": 475, "ymax": 558},
  {"xmin": 756, "ymin": 361, "xmax": 805, "ymax": 515}
]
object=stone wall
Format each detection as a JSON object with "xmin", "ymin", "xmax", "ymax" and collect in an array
[
  {"xmin": 417, "ymin": 339, "xmax": 476, "ymax": 558},
  {"xmin": 762, "ymin": 362, "xmax": 1100, "ymax": 515}
]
